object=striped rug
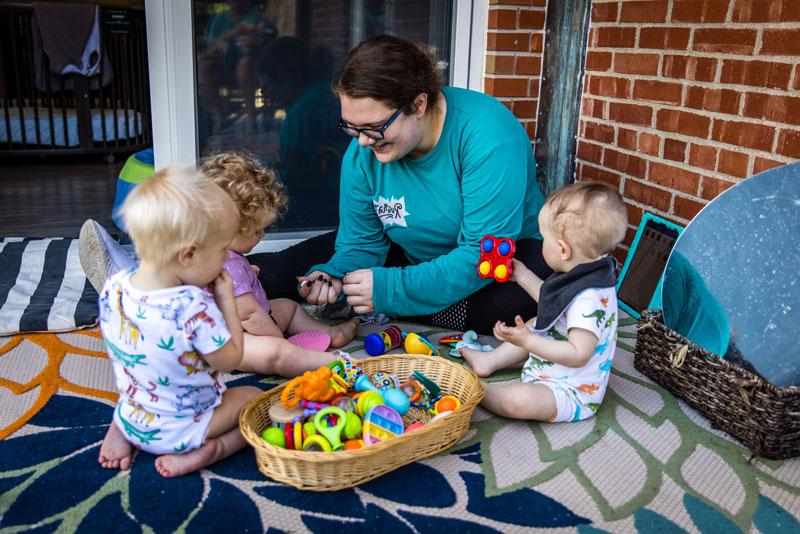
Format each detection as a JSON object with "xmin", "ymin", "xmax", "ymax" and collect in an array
[{"xmin": 0, "ymin": 237, "xmax": 97, "ymax": 335}]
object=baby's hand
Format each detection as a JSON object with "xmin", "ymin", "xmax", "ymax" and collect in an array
[
  {"xmin": 212, "ymin": 269, "xmax": 235, "ymax": 302},
  {"xmin": 250, "ymin": 264, "xmax": 261, "ymax": 276},
  {"xmin": 509, "ymin": 258, "xmax": 532, "ymax": 283},
  {"xmin": 493, "ymin": 315, "xmax": 531, "ymax": 346}
]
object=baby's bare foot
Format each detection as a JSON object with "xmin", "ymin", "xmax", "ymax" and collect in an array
[
  {"xmin": 155, "ymin": 439, "xmax": 220, "ymax": 478},
  {"xmin": 459, "ymin": 347, "xmax": 494, "ymax": 378},
  {"xmin": 98, "ymin": 423, "xmax": 133, "ymax": 470},
  {"xmin": 329, "ymin": 319, "xmax": 359, "ymax": 348}
]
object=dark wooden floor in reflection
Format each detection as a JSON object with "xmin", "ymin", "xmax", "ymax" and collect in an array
[{"xmin": 0, "ymin": 154, "xmax": 124, "ymax": 238}]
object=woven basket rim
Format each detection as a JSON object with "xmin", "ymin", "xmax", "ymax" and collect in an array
[
  {"xmin": 239, "ymin": 354, "xmax": 485, "ymax": 462},
  {"xmin": 640, "ymin": 309, "xmax": 800, "ymax": 394}
]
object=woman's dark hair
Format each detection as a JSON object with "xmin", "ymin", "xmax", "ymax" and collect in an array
[{"xmin": 332, "ymin": 34, "xmax": 442, "ymax": 114}]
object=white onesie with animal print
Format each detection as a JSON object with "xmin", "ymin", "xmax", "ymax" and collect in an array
[{"xmin": 99, "ymin": 269, "xmax": 230, "ymax": 455}]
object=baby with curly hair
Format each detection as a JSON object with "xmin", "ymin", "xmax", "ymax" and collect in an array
[{"xmin": 200, "ymin": 152, "xmax": 358, "ymax": 377}]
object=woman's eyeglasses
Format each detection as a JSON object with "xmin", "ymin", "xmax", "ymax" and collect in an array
[{"xmin": 338, "ymin": 107, "xmax": 403, "ymax": 140}]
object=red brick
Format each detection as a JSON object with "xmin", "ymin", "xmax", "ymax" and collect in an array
[
  {"xmin": 592, "ymin": 2, "xmax": 618, "ymax": 22},
  {"xmin": 634, "ymin": 80, "xmax": 684, "ymax": 105},
  {"xmin": 693, "ymin": 29, "xmax": 757, "ymax": 54},
  {"xmin": 656, "ymin": 109, "xmax": 711, "ymax": 138},
  {"xmin": 720, "ymin": 59, "xmax": 793, "ymax": 90},
  {"xmin": 638, "ymin": 132, "xmax": 661, "ymax": 155},
  {"xmin": 585, "ymin": 51, "xmax": 613, "ymax": 72},
  {"xmin": 516, "ymin": 55, "xmax": 541, "ymax": 75},
  {"xmin": 585, "ymin": 121, "xmax": 615, "ymax": 143},
  {"xmin": 486, "ymin": 77, "xmax": 529, "ymax": 97},
  {"xmin": 609, "ymin": 102, "xmax": 654, "ymax": 127},
  {"xmin": 525, "ymin": 121, "xmax": 537, "ymax": 140},
  {"xmin": 624, "ymin": 202, "xmax": 644, "ymax": 228},
  {"xmin": 689, "ymin": 144, "xmax": 717, "ymax": 171},
  {"xmin": 794, "ymin": 65, "xmax": 800, "ymax": 90},
  {"xmin": 760, "ymin": 30, "xmax": 800, "ymax": 55},
  {"xmin": 672, "ymin": 0, "xmax": 730, "ymax": 22},
  {"xmin": 685, "ymin": 87, "xmax": 742, "ymax": 115},
  {"xmin": 662, "ymin": 55, "xmax": 717, "ymax": 82},
  {"xmin": 717, "ymin": 149, "xmax": 750, "ymax": 177},
  {"xmin": 591, "ymin": 27, "xmax": 637, "ymax": 48},
  {"xmin": 615, "ymin": 53, "xmax": 660, "ymax": 75},
  {"xmin": 489, "ymin": 0, "xmax": 536, "ymax": 4},
  {"xmin": 512, "ymin": 99, "xmax": 538, "ymax": 118},
  {"xmin": 578, "ymin": 140, "xmax": 603, "ymax": 164},
  {"xmin": 531, "ymin": 33, "xmax": 544, "ymax": 53},
  {"xmin": 580, "ymin": 163, "xmax": 622, "ymax": 188},
  {"xmin": 588, "ymin": 76, "xmax": 631, "ymax": 99},
  {"xmin": 664, "ymin": 138, "xmax": 688, "ymax": 162},
  {"xmin": 619, "ymin": 128, "xmax": 638, "ymax": 151},
  {"xmin": 649, "ymin": 161, "xmax": 701, "ymax": 195},
  {"xmin": 712, "ymin": 119, "xmax": 775, "ymax": 151},
  {"xmin": 776, "ymin": 129, "xmax": 800, "ymax": 158},
  {"xmin": 743, "ymin": 93, "xmax": 800, "ymax": 125},
  {"xmin": 519, "ymin": 9, "xmax": 546, "ymax": 28},
  {"xmin": 499, "ymin": 99, "xmax": 513, "ymax": 112},
  {"xmin": 620, "ymin": 1, "xmax": 668, "ymax": 22},
  {"xmin": 674, "ymin": 196, "xmax": 706, "ymax": 221},
  {"xmin": 582, "ymin": 98, "xmax": 607, "ymax": 120},
  {"xmin": 624, "ymin": 180, "xmax": 672, "ymax": 212},
  {"xmin": 604, "ymin": 148, "xmax": 647, "ymax": 178},
  {"xmin": 529, "ymin": 78, "xmax": 540, "ymax": 95},
  {"xmin": 639, "ymin": 27, "xmax": 691, "ymax": 50},
  {"xmin": 613, "ymin": 244, "xmax": 630, "ymax": 265},
  {"xmin": 486, "ymin": 55, "xmax": 515, "ymax": 74},
  {"xmin": 732, "ymin": 0, "xmax": 800, "ymax": 22},
  {"xmin": 700, "ymin": 176, "xmax": 735, "ymax": 200},
  {"xmin": 487, "ymin": 32, "xmax": 531, "ymax": 52},
  {"xmin": 488, "ymin": 9, "xmax": 517, "ymax": 29},
  {"xmin": 753, "ymin": 156, "xmax": 784, "ymax": 174}
]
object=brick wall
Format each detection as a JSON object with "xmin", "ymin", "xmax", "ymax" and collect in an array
[
  {"xmin": 484, "ymin": 0, "xmax": 548, "ymax": 146},
  {"xmin": 575, "ymin": 0, "xmax": 800, "ymax": 258}
]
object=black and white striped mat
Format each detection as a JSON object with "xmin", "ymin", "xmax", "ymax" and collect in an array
[{"xmin": 0, "ymin": 238, "xmax": 98, "ymax": 335}]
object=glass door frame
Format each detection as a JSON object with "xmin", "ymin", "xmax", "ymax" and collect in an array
[{"xmin": 145, "ymin": 0, "xmax": 487, "ymax": 170}]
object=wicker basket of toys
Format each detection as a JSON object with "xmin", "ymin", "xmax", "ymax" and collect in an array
[
  {"xmin": 239, "ymin": 354, "xmax": 485, "ymax": 491},
  {"xmin": 634, "ymin": 309, "xmax": 800, "ymax": 460}
]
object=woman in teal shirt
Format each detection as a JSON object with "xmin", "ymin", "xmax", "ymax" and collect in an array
[{"xmin": 285, "ymin": 35, "xmax": 551, "ymax": 333}]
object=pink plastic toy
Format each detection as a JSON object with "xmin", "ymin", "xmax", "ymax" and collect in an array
[{"xmin": 287, "ymin": 330, "xmax": 331, "ymax": 351}]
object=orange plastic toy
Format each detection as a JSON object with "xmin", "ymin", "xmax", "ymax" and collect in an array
[{"xmin": 281, "ymin": 366, "xmax": 337, "ymax": 408}]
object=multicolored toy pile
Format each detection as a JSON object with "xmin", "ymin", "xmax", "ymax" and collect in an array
[{"xmin": 259, "ymin": 356, "xmax": 463, "ymax": 452}]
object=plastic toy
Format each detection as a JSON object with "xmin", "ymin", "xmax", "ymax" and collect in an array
[
  {"xmin": 356, "ymin": 390, "xmax": 385, "ymax": 417},
  {"xmin": 268, "ymin": 403, "xmax": 304, "ymax": 423},
  {"xmin": 477, "ymin": 235, "xmax": 516, "ymax": 282},
  {"xmin": 399, "ymin": 379, "xmax": 422, "ymax": 402},
  {"xmin": 302, "ymin": 434, "xmax": 332, "ymax": 452},
  {"xmin": 287, "ymin": 330, "xmax": 331, "ymax": 351},
  {"xmin": 438, "ymin": 334, "xmax": 463, "ymax": 345},
  {"xmin": 343, "ymin": 412, "xmax": 363, "ymax": 439},
  {"xmin": 434, "ymin": 395, "xmax": 462, "ymax": 414},
  {"xmin": 412, "ymin": 370, "xmax": 441, "ymax": 398},
  {"xmin": 261, "ymin": 427, "xmax": 286, "ymax": 448},
  {"xmin": 403, "ymin": 332, "xmax": 439, "ymax": 356},
  {"xmin": 364, "ymin": 325, "xmax": 403, "ymax": 356},
  {"xmin": 405, "ymin": 421, "xmax": 425, "ymax": 432},
  {"xmin": 313, "ymin": 406, "xmax": 347, "ymax": 451},
  {"xmin": 281, "ymin": 366, "xmax": 338, "ymax": 407},
  {"xmin": 355, "ymin": 374, "xmax": 410, "ymax": 415},
  {"xmin": 370, "ymin": 371, "xmax": 401, "ymax": 391},
  {"xmin": 363, "ymin": 405, "xmax": 404, "ymax": 446},
  {"xmin": 344, "ymin": 439, "xmax": 364, "ymax": 450},
  {"xmin": 332, "ymin": 396, "xmax": 356, "ymax": 413}
]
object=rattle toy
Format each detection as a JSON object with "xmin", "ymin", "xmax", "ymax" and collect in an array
[
  {"xmin": 477, "ymin": 235, "xmax": 516, "ymax": 282},
  {"xmin": 355, "ymin": 374, "xmax": 411, "ymax": 415},
  {"xmin": 363, "ymin": 405, "xmax": 404, "ymax": 446},
  {"xmin": 434, "ymin": 395, "xmax": 462, "ymax": 414},
  {"xmin": 268, "ymin": 403, "xmax": 304, "ymax": 423},
  {"xmin": 261, "ymin": 427, "xmax": 286, "ymax": 448},
  {"xmin": 356, "ymin": 390, "xmax": 385, "ymax": 417},
  {"xmin": 364, "ymin": 325, "xmax": 403, "ymax": 356},
  {"xmin": 312, "ymin": 406, "xmax": 347, "ymax": 451},
  {"xmin": 403, "ymin": 331, "xmax": 439, "ymax": 356}
]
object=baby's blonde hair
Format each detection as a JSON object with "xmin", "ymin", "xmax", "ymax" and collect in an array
[
  {"xmin": 200, "ymin": 151, "xmax": 288, "ymax": 235},
  {"xmin": 544, "ymin": 181, "xmax": 628, "ymax": 258},
  {"xmin": 119, "ymin": 166, "xmax": 237, "ymax": 266}
]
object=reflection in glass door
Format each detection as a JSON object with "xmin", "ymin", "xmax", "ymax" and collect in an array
[{"xmin": 193, "ymin": 0, "xmax": 453, "ymax": 230}]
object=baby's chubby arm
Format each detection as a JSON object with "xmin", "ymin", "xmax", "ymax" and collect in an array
[
  {"xmin": 203, "ymin": 270, "xmax": 244, "ymax": 372},
  {"xmin": 235, "ymin": 292, "xmax": 283, "ymax": 337},
  {"xmin": 493, "ymin": 315, "xmax": 597, "ymax": 368},
  {"xmin": 510, "ymin": 259, "xmax": 544, "ymax": 302}
]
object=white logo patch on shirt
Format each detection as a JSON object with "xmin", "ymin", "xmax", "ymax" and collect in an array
[{"xmin": 373, "ymin": 196, "xmax": 410, "ymax": 227}]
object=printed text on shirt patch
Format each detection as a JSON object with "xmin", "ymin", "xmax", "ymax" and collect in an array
[{"xmin": 373, "ymin": 196, "xmax": 410, "ymax": 227}]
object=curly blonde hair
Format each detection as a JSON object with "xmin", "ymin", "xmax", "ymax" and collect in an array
[
  {"xmin": 544, "ymin": 181, "xmax": 628, "ymax": 258},
  {"xmin": 200, "ymin": 151, "xmax": 288, "ymax": 234}
]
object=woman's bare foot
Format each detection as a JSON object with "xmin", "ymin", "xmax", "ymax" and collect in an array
[
  {"xmin": 329, "ymin": 319, "xmax": 359, "ymax": 348},
  {"xmin": 155, "ymin": 439, "xmax": 222, "ymax": 478},
  {"xmin": 98, "ymin": 423, "xmax": 133, "ymax": 470},
  {"xmin": 459, "ymin": 347, "xmax": 494, "ymax": 378}
]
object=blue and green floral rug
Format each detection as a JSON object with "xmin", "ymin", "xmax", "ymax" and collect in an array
[{"xmin": 1, "ymin": 317, "xmax": 798, "ymax": 532}]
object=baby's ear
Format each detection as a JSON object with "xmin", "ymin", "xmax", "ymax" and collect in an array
[
  {"xmin": 558, "ymin": 238, "xmax": 572, "ymax": 260},
  {"xmin": 177, "ymin": 244, "xmax": 197, "ymax": 267}
]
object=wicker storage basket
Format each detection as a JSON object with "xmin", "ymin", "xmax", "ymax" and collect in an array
[
  {"xmin": 634, "ymin": 310, "xmax": 800, "ymax": 460},
  {"xmin": 239, "ymin": 354, "xmax": 485, "ymax": 490}
]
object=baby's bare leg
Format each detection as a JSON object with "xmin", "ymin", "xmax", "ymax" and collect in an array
[
  {"xmin": 269, "ymin": 298, "xmax": 358, "ymax": 348},
  {"xmin": 481, "ymin": 381, "xmax": 557, "ymax": 421},
  {"xmin": 239, "ymin": 332, "xmax": 335, "ymax": 376},
  {"xmin": 155, "ymin": 386, "xmax": 261, "ymax": 478},
  {"xmin": 460, "ymin": 341, "xmax": 530, "ymax": 378},
  {"xmin": 98, "ymin": 420, "xmax": 133, "ymax": 470}
]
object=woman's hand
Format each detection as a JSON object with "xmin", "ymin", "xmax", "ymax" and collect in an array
[
  {"xmin": 342, "ymin": 269, "xmax": 375, "ymax": 314},
  {"xmin": 297, "ymin": 271, "xmax": 343, "ymax": 306}
]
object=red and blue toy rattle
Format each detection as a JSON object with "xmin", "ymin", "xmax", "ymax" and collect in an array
[{"xmin": 477, "ymin": 235, "xmax": 516, "ymax": 282}]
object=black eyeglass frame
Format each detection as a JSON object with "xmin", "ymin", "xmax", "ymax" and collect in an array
[{"xmin": 338, "ymin": 107, "xmax": 404, "ymax": 140}]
